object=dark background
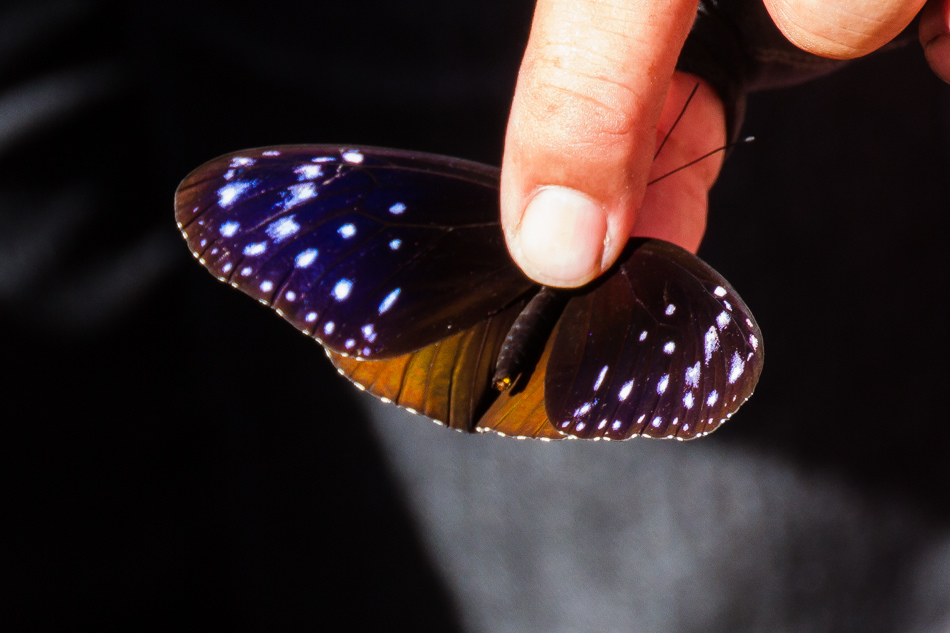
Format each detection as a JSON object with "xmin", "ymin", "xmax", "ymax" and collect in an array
[{"xmin": 5, "ymin": 0, "xmax": 948, "ymax": 630}]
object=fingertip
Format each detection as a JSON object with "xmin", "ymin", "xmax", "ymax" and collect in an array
[
  {"xmin": 764, "ymin": 0, "xmax": 926, "ymax": 59},
  {"xmin": 921, "ymin": 0, "xmax": 950, "ymax": 83},
  {"xmin": 511, "ymin": 186, "xmax": 607, "ymax": 287}
]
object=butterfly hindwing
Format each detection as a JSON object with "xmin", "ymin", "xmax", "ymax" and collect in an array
[{"xmin": 544, "ymin": 240, "xmax": 763, "ymax": 440}]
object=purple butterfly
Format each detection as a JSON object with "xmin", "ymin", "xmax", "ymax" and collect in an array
[{"xmin": 175, "ymin": 145, "xmax": 763, "ymax": 441}]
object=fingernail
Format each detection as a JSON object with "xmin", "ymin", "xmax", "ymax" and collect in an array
[{"xmin": 517, "ymin": 186, "xmax": 607, "ymax": 286}]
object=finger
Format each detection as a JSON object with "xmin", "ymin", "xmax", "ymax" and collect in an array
[
  {"xmin": 632, "ymin": 73, "xmax": 726, "ymax": 254},
  {"xmin": 762, "ymin": 0, "xmax": 927, "ymax": 59},
  {"xmin": 501, "ymin": 0, "xmax": 699, "ymax": 288},
  {"xmin": 920, "ymin": 0, "xmax": 950, "ymax": 82}
]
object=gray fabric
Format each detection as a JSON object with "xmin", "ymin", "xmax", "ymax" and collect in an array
[{"xmin": 365, "ymin": 397, "xmax": 950, "ymax": 633}]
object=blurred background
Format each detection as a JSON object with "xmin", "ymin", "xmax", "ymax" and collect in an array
[{"xmin": 5, "ymin": 1, "xmax": 948, "ymax": 631}]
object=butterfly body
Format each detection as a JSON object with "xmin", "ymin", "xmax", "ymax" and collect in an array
[{"xmin": 176, "ymin": 145, "xmax": 763, "ymax": 441}]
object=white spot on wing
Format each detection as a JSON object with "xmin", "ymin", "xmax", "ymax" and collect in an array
[
  {"xmin": 663, "ymin": 341, "xmax": 676, "ymax": 354},
  {"xmin": 704, "ymin": 326, "xmax": 720, "ymax": 363},
  {"xmin": 593, "ymin": 365, "xmax": 608, "ymax": 390},
  {"xmin": 378, "ymin": 288, "xmax": 400, "ymax": 314},
  {"xmin": 338, "ymin": 223, "xmax": 356, "ymax": 238},
  {"xmin": 217, "ymin": 181, "xmax": 252, "ymax": 207},
  {"xmin": 259, "ymin": 280, "xmax": 273, "ymax": 292},
  {"xmin": 266, "ymin": 215, "xmax": 301, "ymax": 242},
  {"xmin": 707, "ymin": 390, "xmax": 719, "ymax": 406},
  {"xmin": 332, "ymin": 279, "xmax": 353, "ymax": 301},
  {"xmin": 657, "ymin": 374, "xmax": 669, "ymax": 395},
  {"xmin": 361, "ymin": 324, "xmax": 377, "ymax": 342},
  {"xmin": 230, "ymin": 156, "xmax": 255, "ymax": 167},
  {"xmin": 280, "ymin": 183, "xmax": 316, "ymax": 210},
  {"xmin": 685, "ymin": 361, "xmax": 700, "ymax": 388},
  {"xmin": 342, "ymin": 149, "xmax": 364, "ymax": 163},
  {"xmin": 728, "ymin": 351, "xmax": 746, "ymax": 384},
  {"xmin": 243, "ymin": 241, "xmax": 267, "ymax": 256},
  {"xmin": 713, "ymin": 286, "xmax": 727, "ymax": 297},
  {"xmin": 684, "ymin": 392, "xmax": 694, "ymax": 409},
  {"xmin": 573, "ymin": 402, "xmax": 592, "ymax": 418},
  {"xmin": 618, "ymin": 380, "xmax": 634, "ymax": 401},
  {"xmin": 716, "ymin": 311, "xmax": 731, "ymax": 330},
  {"xmin": 219, "ymin": 220, "xmax": 240, "ymax": 237},
  {"xmin": 295, "ymin": 248, "xmax": 318, "ymax": 268},
  {"xmin": 665, "ymin": 303, "xmax": 676, "ymax": 316},
  {"xmin": 389, "ymin": 202, "xmax": 406, "ymax": 215},
  {"xmin": 294, "ymin": 164, "xmax": 323, "ymax": 180}
]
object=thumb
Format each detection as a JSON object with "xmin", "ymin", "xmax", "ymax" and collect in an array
[{"xmin": 501, "ymin": 0, "xmax": 699, "ymax": 287}]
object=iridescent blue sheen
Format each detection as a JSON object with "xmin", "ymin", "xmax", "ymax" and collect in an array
[{"xmin": 175, "ymin": 146, "xmax": 763, "ymax": 440}]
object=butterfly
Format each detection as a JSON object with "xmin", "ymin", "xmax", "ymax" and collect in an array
[{"xmin": 175, "ymin": 145, "xmax": 763, "ymax": 441}]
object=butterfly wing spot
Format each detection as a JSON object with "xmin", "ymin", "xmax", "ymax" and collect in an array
[
  {"xmin": 217, "ymin": 181, "xmax": 254, "ymax": 207},
  {"xmin": 243, "ymin": 241, "xmax": 268, "ymax": 256},
  {"xmin": 294, "ymin": 164, "xmax": 323, "ymax": 180},
  {"xmin": 704, "ymin": 326, "xmax": 720, "ymax": 364},
  {"xmin": 220, "ymin": 220, "xmax": 240, "ymax": 237},
  {"xmin": 342, "ymin": 149, "xmax": 364, "ymax": 163},
  {"xmin": 727, "ymin": 351, "xmax": 746, "ymax": 384},
  {"xmin": 377, "ymin": 288, "xmax": 400, "ymax": 314},
  {"xmin": 618, "ymin": 380, "xmax": 634, "ymax": 401}
]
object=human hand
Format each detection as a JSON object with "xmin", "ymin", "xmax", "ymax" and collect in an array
[{"xmin": 501, "ymin": 0, "xmax": 950, "ymax": 288}]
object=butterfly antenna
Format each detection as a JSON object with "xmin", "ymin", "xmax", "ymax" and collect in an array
[
  {"xmin": 654, "ymin": 82, "xmax": 700, "ymax": 160},
  {"xmin": 648, "ymin": 136, "xmax": 754, "ymax": 186}
]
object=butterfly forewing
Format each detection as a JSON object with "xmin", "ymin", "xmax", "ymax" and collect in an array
[
  {"xmin": 544, "ymin": 240, "xmax": 763, "ymax": 441},
  {"xmin": 175, "ymin": 146, "xmax": 533, "ymax": 360}
]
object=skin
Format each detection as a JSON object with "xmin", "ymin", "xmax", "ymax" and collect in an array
[{"xmin": 501, "ymin": 0, "xmax": 950, "ymax": 288}]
